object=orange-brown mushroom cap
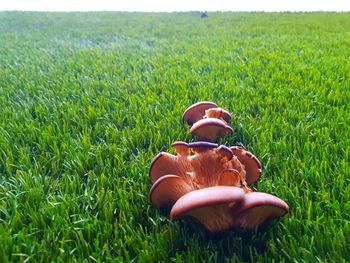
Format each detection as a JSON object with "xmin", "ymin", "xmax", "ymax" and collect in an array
[
  {"xmin": 171, "ymin": 141, "xmax": 190, "ymax": 156},
  {"xmin": 230, "ymin": 146, "xmax": 262, "ymax": 184},
  {"xmin": 170, "ymin": 186, "xmax": 245, "ymax": 232},
  {"xmin": 150, "ymin": 175, "xmax": 193, "ymax": 208},
  {"xmin": 232, "ymin": 192, "xmax": 289, "ymax": 229},
  {"xmin": 188, "ymin": 141, "xmax": 218, "ymax": 153},
  {"xmin": 221, "ymin": 109, "xmax": 232, "ymax": 123},
  {"xmin": 204, "ymin": 108, "xmax": 232, "ymax": 123},
  {"xmin": 149, "ymin": 152, "xmax": 179, "ymax": 183},
  {"xmin": 190, "ymin": 118, "xmax": 233, "ymax": 142},
  {"xmin": 217, "ymin": 145, "xmax": 233, "ymax": 160},
  {"xmin": 182, "ymin": 101, "xmax": 218, "ymax": 126}
]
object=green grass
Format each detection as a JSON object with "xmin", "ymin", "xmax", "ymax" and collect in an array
[{"xmin": 0, "ymin": 11, "xmax": 349, "ymax": 262}]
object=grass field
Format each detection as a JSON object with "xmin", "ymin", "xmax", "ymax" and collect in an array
[{"xmin": 0, "ymin": 11, "xmax": 349, "ymax": 262}]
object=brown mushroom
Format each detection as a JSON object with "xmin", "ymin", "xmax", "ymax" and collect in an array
[
  {"xmin": 149, "ymin": 142, "xmax": 288, "ymax": 233},
  {"xmin": 219, "ymin": 169, "xmax": 252, "ymax": 193},
  {"xmin": 204, "ymin": 107, "xmax": 232, "ymax": 123},
  {"xmin": 230, "ymin": 146, "xmax": 262, "ymax": 185},
  {"xmin": 182, "ymin": 101, "xmax": 218, "ymax": 126},
  {"xmin": 219, "ymin": 169, "xmax": 241, "ymax": 186},
  {"xmin": 149, "ymin": 141, "xmax": 249, "ymax": 192},
  {"xmin": 182, "ymin": 102, "xmax": 234, "ymax": 142},
  {"xmin": 232, "ymin": 192, "xmax": 289, "ymax": 229},
  {"xmin": 150, "ymin": 175, "xmax": 193, "ymax": 208},
  {"xmin": 216, "ymin": 145, "xmax": 233, "ymax": 160},
  {"xmin": 190, "ymin": 118, "xmax": 233, "ymax": 142},
  {"xmin": 170, "ymin": 186, "xmax": 245, "ymax": 233},
  {"xmin": 149, "ymin": 152, "xmax": 178, "ymax": 183},
  {"xmin": 188, "ymin": 141, "xmax": 218, "ymax": 153},
  {"xmin": 171, "ymin": 141, "xmax": 190, "ymax": 156}
]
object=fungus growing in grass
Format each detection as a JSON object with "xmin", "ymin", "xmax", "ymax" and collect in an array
[
  {"xmin": 190, "ymin": 118, "xmax": 234, "ymax": 142},
  {"xmin": 182, "ymin": 101, "xmax": 218, "ymax": 126},
  {"xmin": 231, "ymin": 192, "xmax": 289, "ymax": 229},
  {"xmin": 230, "ymin": 146, "xmax": 262, "ymax": 185},
  {"xmin": 149, "ymin": 141, "xmax": 289, "ymax": 232},
  {"xmin": 170, "ymin": 186, "xmax": 245, "ymax": 233},
  {"xmin": 182, "ymin": 102, "xmax": 233, "ymax": 142},
  {"xmin": 205, "ymin": 107, "xmax": 231, "ymax": 123},
  {"xmin": 150, "ymin": 174, "xmax": 192, "ymax": 208}
]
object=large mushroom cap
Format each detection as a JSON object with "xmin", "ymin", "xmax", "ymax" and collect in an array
[
  {"xmin": 230, "ymin": 146, "xmax": 262, "ymax": 184},
  {"xmin": 190, "ymin": 118, "xmax": 233, "ymax": 142},
  {"xmin": 232, "ymin": 192, "xmax": 289, "ymax": 229},
  {"xmin": 182, "ymin": 101, "xmax": 218, "ymax": 126},
  {"xmin": 150, "ymin": 175, "xmax": 193, "ymax": 208},
  {"xmin": 170, "ymin": 186, "xmax": 245, "ymax": 232}
]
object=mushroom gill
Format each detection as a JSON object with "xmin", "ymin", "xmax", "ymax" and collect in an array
[
  {"xmin": 170, "ymin": 186, "xmax": 245, "ymax": 233},
  {"xmin": 150, "ymin": 175, "xmax": 192, "ymax": 208},
  {"xmin": 149, "ymin": 142, "xmax": 250, "ymax": 191},
  {"xmin": 231, "ymin": 192, "xmax": 289, "ymax": 229}
]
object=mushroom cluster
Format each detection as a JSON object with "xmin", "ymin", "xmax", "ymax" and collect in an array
[
  {"xmin": 182, "ymin": 101, "xmax": 233, "ymax": 142},
  {"xmin": 149, "ymin": 102, "xmax": 289, "ymax": 233}
]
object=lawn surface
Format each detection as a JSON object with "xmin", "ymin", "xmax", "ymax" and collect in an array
[{"xmin": 0, "ymin": 11, "xmax": 349, "ymax": 262}]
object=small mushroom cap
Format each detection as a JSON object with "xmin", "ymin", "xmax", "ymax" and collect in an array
[
  {"xmin": 188, "ymin": 141, "xmax": 218, "ymax": 153},
  {"xmin": 232, "ymin": 192, "xmax": 289, "ymax": 229},
  {"xmin": 150, "ymin": 175, "xmax": 192, "ymax": 208},
  {"xmin": 171, "ymin": 141, "xmax": 190, "ymax": 155},
  {"xmin": 205, "ymin": 108, "xmax": 232, "ymax": 123},
  {"xmin": 230, "ymin": 146, "xmax": 262, "ymax": 184},
  {"xmin": 221, "ymin": 109, "xmax": 232, "ymax": 123},
  {"xmin": 149, "ymin": 152, "xmax": 178, "ymax": 183},
  {"xmin": 170, "ymin": 186, "xmax": 245, "ymax": 232},
  {"xmin": 217, "ymin": 145, "xmax": 233, "ymax": 160},
  {"xmin": 190, "ymin": 118, "xmax": 233, "ymax": 142},
  {"xmin": 182, "ymin": 101, "xmax": 218, "ymax": 126}
]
